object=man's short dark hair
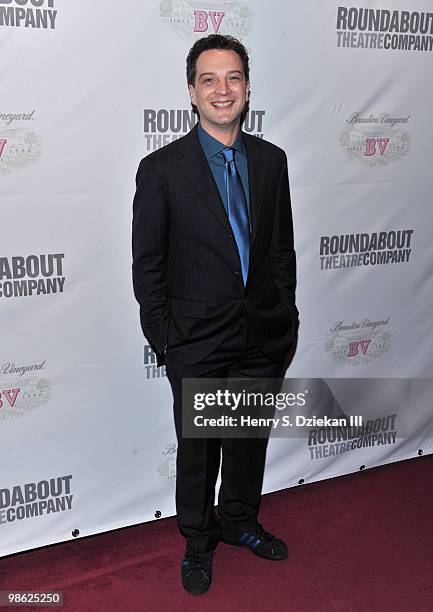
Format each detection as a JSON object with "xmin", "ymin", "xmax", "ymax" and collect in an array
[{"xmin": 186, "ymin": 34, "xmax": 250, "ymax": 86}]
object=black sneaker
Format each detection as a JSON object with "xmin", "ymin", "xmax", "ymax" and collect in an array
[
  {"xmin": 222, "ymin": 523, "xmax": 288, "ymax": 560},
  {"xmin": 181, "ymin": 543, "xmax": 214, "ymax": 595}
]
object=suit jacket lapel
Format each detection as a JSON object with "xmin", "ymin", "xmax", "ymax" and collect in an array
[
  {"xmin": 242, "ymin": 132, "xmax": 267, "ymax": 244},
  {"xmin": 176, "ymin": 126, "xmax": 231, "ymax": 234},
  {"xmin": 176, "ymin": 126, "xmax": 268, "ymax": 245}
]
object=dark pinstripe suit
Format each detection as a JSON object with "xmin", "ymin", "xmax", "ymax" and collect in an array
[{"xmin": 132, "ymin": 124, "xmax": 298, "ymax": 549}]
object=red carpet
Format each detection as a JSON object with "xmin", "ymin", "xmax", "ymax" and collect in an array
[{"xmin": 1, "ymin": 455, "xmax": 432, "ymax": 611}]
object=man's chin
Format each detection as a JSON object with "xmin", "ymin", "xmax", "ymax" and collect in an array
[{"xmin": 208, "ymin": 116, "xmax": 241, "ymax": 129}]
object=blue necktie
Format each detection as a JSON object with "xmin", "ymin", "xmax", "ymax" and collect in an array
[{"xmin": 221, "ymin": 147, "xmax": 250, "ymax": 285}]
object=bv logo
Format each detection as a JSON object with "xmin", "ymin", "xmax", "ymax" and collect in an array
[
  {"xmin": 0, "ymin": 387, "xmax": 20, "ymax": 409},
  {"xmin": 365, "ymin": 138, "xmax": 389, "ymax": 157},
  {"xmin": 160, "ymin": 1, "xmax": 253, "ymax": 42},
  {"xmin": 193, "ymin": 10, "xmax": 224, "ymax": 32},
  {"xmin": 348, "ymin": 339, "xmax": 371, "ymax": 358}
]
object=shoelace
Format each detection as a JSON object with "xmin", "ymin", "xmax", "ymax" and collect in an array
[
  {"xmin": 253, "ymin": 523, "xmax": 275, "ymax": 542},
  {"xmin": 185, "ymin": 545, "xmax": 211, "ymax": 570}
]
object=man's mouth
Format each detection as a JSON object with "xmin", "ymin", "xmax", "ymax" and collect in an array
[{"xmin": 211, "ymin": 101, "xmax": 234, "ymax": 108}]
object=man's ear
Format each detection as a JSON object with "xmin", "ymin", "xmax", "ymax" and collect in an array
[{"xmin": 188, "ymin": 84, "xmax": 196, "ymax": 105}]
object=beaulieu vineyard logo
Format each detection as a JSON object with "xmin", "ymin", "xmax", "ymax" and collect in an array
[
  {"xmin": 340, "ymin": 112, "xmax": 411, "ymax": 167},
  {"xmin": 0, "ymin": 361, "xmax": 51, "ymax": 420},
  {"xmin": 160, "ymin": 0, "xmax": 253, "ymax": 41},
  {"xmin": 157, "ymin": 442, "xmax": 177, "ymax": 486},
  {"xmin": 0, "ymin": 109, "xmax": 42, "ymax": 175},
  {"xmin": 0, "ymin": 378, "xmax": 51, "ymax": 421},
  {"xmin": 324, "ymin": 317, "xmax": 391, "ymax": 366}
]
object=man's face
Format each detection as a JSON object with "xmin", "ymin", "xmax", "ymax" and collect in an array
[{"xmin": 189, "ymin": 49, "xmax": 249, "ymax": 134}]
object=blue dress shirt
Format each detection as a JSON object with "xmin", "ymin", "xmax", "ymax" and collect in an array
[{"xmin": 197, "ymin": 122, "xmax": 250, "ymax": 216}]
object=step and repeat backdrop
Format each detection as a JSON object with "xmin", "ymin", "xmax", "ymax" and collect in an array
[{"xmin": 1, "ymin": 0, "xmax": 432, "ymax": 557}]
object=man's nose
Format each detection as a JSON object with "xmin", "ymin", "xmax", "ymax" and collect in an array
[{"xmin": 215, "ymin": 79, "xmax": 230, "ymax": 95}]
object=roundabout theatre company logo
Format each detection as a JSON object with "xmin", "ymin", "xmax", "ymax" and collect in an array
[
  {"xmin": 336, "ymin": 7, "xmax": 433, "ymax": 52},
  {"xmin": 0, "ymin": 475, "xmax": 73, "ymax": 526},
  {"xmin": 319, "ymin": 229, "xmax": 414, "ymax": 271},
  {"xmin": 340, "ymin": 112, "xmax": 411, "ymax": 167},
  {"xmin": 0, "ymin": 109, "xmax": 42, "ymax": 175},
  {"xmin": 143, "ymin": 108, "xmax": 265, "ymax": 152},
  {"xmin": 0, "ymin": 0, "xmax": 57, "ymax": 29},
  {"xmin": 0, "ymin": 254, "xmax": 66, "ymax": 299},
  {"xmin": 307, "ymin": 413, "xmax": 398, "ymax": 461},
  {"xmin": 144, "ymin": 344, "xmax": 167, "ymax": 379}
]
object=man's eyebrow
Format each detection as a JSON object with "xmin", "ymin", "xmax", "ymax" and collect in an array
[{"xmin": 198, "ymin": 70, "xmax": 244, "ymax": 78}]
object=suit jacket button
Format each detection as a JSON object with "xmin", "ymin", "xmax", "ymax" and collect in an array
[{"xmin": 233, "ymin": 269, "xmax": 240, "ymax": 276}]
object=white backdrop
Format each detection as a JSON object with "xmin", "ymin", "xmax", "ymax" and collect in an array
[{"xmin": 1, "ymin": 0, "xmax": 432, "ymax": 557}]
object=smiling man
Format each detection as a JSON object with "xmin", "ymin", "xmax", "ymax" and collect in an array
[{"xmin": 132, "ymin": 34, "xmax": 299, "ymax": 595}]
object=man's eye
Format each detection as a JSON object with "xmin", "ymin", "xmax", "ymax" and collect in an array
[
  {"xmin": 203, "ymin": 78, "xmax": 213, "ymax": 84},
  {"xmin": 229, "ymin": 75, "xmax": 240, "ymax": 80}
]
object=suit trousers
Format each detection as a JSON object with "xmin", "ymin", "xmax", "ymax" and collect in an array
[{"xmin": 165, "ymin": 317, "xmax": 288, "ymax": 551}]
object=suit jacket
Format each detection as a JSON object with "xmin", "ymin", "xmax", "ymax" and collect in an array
[{"xmin": 132, "ymin": 124, "xmax": 298, "ymax": 367}]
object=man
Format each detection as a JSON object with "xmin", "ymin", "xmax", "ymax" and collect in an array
[{"xmin": 132, "ymin": 34, "xmax": 298, "ymax": 595}]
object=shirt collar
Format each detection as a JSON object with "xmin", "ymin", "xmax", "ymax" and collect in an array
[{"xmin": 197, "ymin": 122, "xmax": 245, "ymax": 160}]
